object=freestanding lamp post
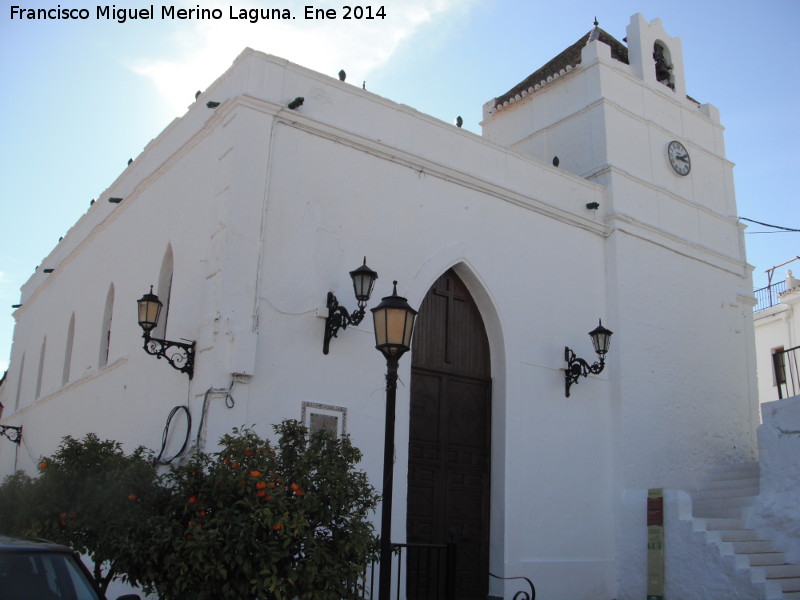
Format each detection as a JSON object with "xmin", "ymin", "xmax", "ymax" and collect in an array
[{"xmin": 371, "ymin": 281, "xmax": 418, "ymax": 600}]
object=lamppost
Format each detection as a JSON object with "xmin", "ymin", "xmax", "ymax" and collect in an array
[{"xmin": 371, "ymin": 281, "xmax": 418, "ymax": 600}]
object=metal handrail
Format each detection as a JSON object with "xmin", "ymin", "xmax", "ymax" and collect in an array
[{"xmin": 489, "ymin": 571, "xmax": 536, "ymax": 600}]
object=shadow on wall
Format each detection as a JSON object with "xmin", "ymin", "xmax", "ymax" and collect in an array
[{"xmin": 750, "ymin": 396, "xmax": 800, "ymax": 563}]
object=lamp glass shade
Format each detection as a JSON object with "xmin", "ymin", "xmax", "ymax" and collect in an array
[
  {"xmin": 371, "ymin": 283, "xmax": 417, "ymax": 359},
  {"xmin": 589, "ymin": 320, "xmax": 613, "ymax": 356},
  {"xmin": 350, "ymin": 257, "xmax": 378, "ymax": 304},
  {"xmin": 137, "ymin": 288, "xmax": 163, "ymax": 333}
]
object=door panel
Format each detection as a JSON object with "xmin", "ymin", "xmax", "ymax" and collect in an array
[{"xmin": 408, "ymin": 270, "xmax": 491, "ymax": 600}]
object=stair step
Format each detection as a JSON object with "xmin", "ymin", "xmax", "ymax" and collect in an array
[
  {"xmin": 691, "ymin": 462, "xmax": 800, "ymax": 598},
  {"xmin": 771, "ymin": 576, "xmax": 800, "ymax": 592},
  {"xmin": 694, "ymin": 505, "xmax": 750, "ymax": 519},
  {"xmin": 704, "ymin": 517, "xmax": 746, "ymax": 530},
  {"xmin": 748, "ymin": 552, "xmax": 789, "ymax": 567},
  {"xmin": 705, "ymin": 463, "xmax": 760, "ymax": 479},
  {"xmin": 697, "ymin": 476, "xmax": 760, "ymax": 490},
  {"xmin": 732, "ymin": 540, "xmax": 777, "ymax": 554},
  {"xmin": 694, "ymin": 495, "xmax": 756, "ymax": 510},
  {"xmin": 764, "ymin": 564, "xmax": 800, "ymax": 579},
  {"xmin": 698, "ymin": 487, "xmax": 760, "ymax": 500},
  {"xmin": 717, "ymin": 529, "xmax": 763, "ymax": 542}
]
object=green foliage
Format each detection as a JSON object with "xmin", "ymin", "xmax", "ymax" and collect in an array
[
  {"xmin": 0, "ymin": 422, "xmax": 379, "ymax": 599},
  {"xmin": 124, "ymin": 421, "xmax": 379, "ymax": 600},
  {"xmin": 0, "ymin": 434, "xmax": 159, "ymax": 594},
  {"xmin": 0, "ymin": 470, "xmax": 35, "ymax": 535}
]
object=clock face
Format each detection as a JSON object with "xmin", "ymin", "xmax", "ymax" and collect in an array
[{"xmin": 667, "ymin": 140, "xmax": 691, "ymax": 176}]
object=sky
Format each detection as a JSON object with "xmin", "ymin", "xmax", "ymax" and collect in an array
[{"xmin": 1, "ymin": 0, "xmax": 798, "ymax": 373}]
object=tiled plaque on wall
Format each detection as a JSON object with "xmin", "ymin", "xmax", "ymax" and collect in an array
[{"xmin": 300, "ymin": 402, "xmax": 347, "ymax": 437}]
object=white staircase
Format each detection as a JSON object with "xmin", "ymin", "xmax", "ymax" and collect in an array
[{"xmin": 692, "ymin": 463, "xmax": 800, "ymax": 599}]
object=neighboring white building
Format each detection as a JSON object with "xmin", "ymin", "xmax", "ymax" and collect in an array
[
  {"xmin": 1, "ymin": 14, "xmax": 778, "ymax": 600},
  {"xmin": 754, "ymin": 265, "xmax": 800, "ymax": 404}
]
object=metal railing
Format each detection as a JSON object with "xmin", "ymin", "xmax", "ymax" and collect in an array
[
  {"xmin": 355, "ymin": 542, "xmax": 456, "ymax": 600},
  {"xmin": 353, "ymin": 542, "xmax": 537, "ymax": 599},
  {"xmin": 489, "ymin": 572, "xmax": 536, "ymax": 599},
  {"xmin": 754, "ymin": 280, "xmax": 786, "ymax": 312},
  {"xmin": 774, "ymin": 345, "xmax": 800, "ymax": 400}
]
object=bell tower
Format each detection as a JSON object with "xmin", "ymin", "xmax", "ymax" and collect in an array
[
  {"xmin": 481, "ymin": 13, "xmax": 756, "ymax": 501},
  {"xmin": 481, "ymin": 13, "xmax": 735, "ymax": 229},
  {"xmin": 627, "ymin": 14, "xmax": 687, "ymax": 101}
]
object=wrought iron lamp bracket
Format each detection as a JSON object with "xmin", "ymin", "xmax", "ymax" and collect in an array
[
  {"xmin": 0, "ymin": 424, "xmax": 22, "ymax": 445},
  {"xmin": 564, "ymin": 346, "xmax": 605, "ymax": 397},
  {"xmin": 323, "ymin": 291, "xmax": 367, "ymax": 354},
  {"xmin": 143, "ymin": 331, "xmax": 195, "ymax": 379}
]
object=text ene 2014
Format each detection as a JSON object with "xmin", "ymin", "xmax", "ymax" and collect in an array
[{"xmin": 305, "ymin": 6, "xmax": 386, "ymax": 19}]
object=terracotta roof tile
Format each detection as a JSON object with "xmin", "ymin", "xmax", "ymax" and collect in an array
[{"xmin": 493, "ymin": 27, "xmax": 629, "ymax": 109}]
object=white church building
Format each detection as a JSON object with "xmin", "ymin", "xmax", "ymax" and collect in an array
[{"xmin": 2, "ymin": 13, "xmax": 798, "ymax": 600}]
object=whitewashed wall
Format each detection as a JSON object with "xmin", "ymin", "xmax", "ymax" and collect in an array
[
  {"xmin": 0, "ymin": 15, "xmax": 760, "ymax": 599},
  {"xmin": 751, "ymin": 396, "xmax": 800, "ymax": 563}
]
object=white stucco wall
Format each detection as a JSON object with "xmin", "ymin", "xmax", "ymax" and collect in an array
[
  {"xmin": 0, "ymin": 16, "xmax": 760, "ymax": 598},
  {"xmin": 750, "ymin": 396, "xmax": 800, "ymax": 563}
]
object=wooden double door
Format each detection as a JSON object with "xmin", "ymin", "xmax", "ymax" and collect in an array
[{"xmin": 407, "ymin": 270, "xmax": 491, "ymax": 600}]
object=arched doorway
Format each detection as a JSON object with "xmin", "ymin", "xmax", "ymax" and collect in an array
[{"xmin": 407, "ymin": 268, "xmax": 491, "ymax": 600}]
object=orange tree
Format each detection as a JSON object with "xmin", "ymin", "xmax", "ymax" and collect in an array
[
  {"xmin": 0, "ymin": 434, "xmax": 160, "ymax": 595},
  {"xmin": 120, "ymin": 420, "xmax": 380, "ymax": 600}
]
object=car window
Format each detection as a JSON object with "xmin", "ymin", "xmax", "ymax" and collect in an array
[{"xmin": 0, "ymin": 550, "xmax": 101, "ymax": 600}]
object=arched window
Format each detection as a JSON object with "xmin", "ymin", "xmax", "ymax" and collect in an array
[
  {"xmin": 653, "ymin": 42, "xmax": 675, "ymax": 90},
  {"xmin": 14, "ymin": 353, "xmax": 25, "ymax": 412},
  {"xmin": 35, "ymin": 337, "xmax": 47, "ymax": 399},
  {"xmin": 153, "ymin": 245, "xmax": 174, "ymax": 339},
  {"xmin": 99, "ymin": 284, "xmax": 115, "ymax": 368},
  {"xmin": 63, "ymin": 313, "xmax": 75, "ymax": 385}
]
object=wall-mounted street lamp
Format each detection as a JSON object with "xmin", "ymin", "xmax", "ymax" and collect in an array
[
  {"xmin": 371, "ymin": 281, "xmax": 418, "ymax": 600},
  {"xmin": 137, "ymin": 287, "xmax": 196, "ymax": 379},
  {"xmin": 323, "ymin": 258, "xmax": 379, "ymax": 354},
  {"xmin": 0, "ymin": 424, "xmax": 22, "ymax": 445},
  {"xmin": 564, "ymin": 319, "xmax": 613, "ymax": 397}
]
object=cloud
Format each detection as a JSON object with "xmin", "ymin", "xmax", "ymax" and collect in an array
[{"xmin": 131, "ymin": 0, "xmax": 472, "ymax": 115}]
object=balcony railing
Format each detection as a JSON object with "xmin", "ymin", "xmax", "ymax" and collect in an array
[
  {"xmin": 754, "ymin": 280, "xmax": 786, "ymax": 312},
  {"xmin": 774, "ymin": 345, "xmax": 800, "ymax": 400}
]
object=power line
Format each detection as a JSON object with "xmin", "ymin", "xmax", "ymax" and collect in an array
[{"xmin": 740, "ymin": 217, "xmax": 800, "ymax": 233}]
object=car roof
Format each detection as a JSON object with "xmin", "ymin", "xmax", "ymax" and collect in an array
[{"xmin": 0, "ymin": 535, "xmax": 74, "ymax": 553}]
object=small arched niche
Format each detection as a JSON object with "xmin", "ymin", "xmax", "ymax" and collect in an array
[
  {"xmin": 153, "ymin": 245, "xmax": 174, "ymax": 339},
  {"xmin": 99, "ymin": 283, "xmax": 115, "ymax": 368}
]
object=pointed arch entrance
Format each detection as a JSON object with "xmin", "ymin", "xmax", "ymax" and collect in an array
[{"xmin": 407, "ymin": 268, "xmax": 491, "ymax": 600}]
